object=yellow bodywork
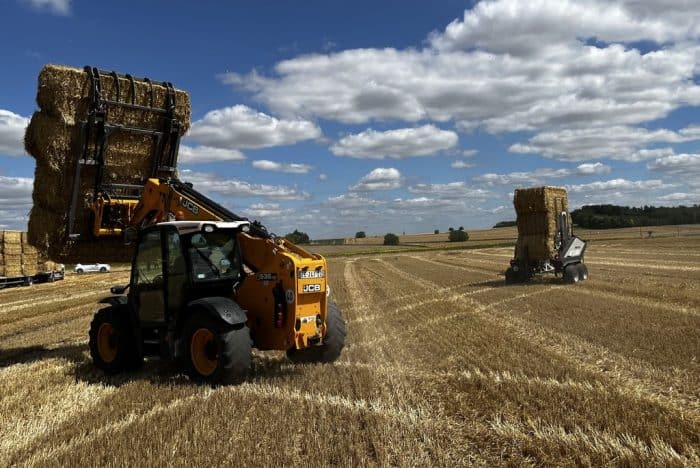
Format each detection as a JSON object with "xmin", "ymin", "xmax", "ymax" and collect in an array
[{"xmin": 90, "ymin": 178, "xmax": 330, "ymax": 352}]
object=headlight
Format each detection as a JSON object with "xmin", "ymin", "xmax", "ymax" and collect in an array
[{"xmin": 326, "ymin": 285, "xmax": 331, "ymax": 297}]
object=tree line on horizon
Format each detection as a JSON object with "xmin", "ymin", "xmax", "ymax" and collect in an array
[{"xmin": 494, "ymin": 204, "xmax": 700, "ymax": 229}]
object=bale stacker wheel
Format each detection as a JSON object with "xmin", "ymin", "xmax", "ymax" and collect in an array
[
  {"xmin": 563, "ymin": 264, "xmax": 581, "ymax": 284},
  {"xmin": 578, "ymin": 263, "xmax": 589, "ymax": 281}
]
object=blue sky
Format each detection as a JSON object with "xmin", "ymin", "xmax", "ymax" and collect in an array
[{"xmin": 1, "ymin": 0, "xmax": 699, "ymax": 237}]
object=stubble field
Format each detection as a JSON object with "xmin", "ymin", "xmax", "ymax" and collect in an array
[{"xmin": 1, "ymin": 234, "xmax": 699, "ymax": 466}]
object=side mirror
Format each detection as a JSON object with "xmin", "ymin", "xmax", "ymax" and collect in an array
[{"xmin": 110, "ymin": 284, "xmax": 129, "ymax": 295}]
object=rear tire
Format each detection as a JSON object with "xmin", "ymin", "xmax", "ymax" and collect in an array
[
  {"xmin": 89, "ymin": 307, "xmax": 142, "ymax": 374},
  {"xmin": 287, "ymin": 302, "xmax": 346, "ymax": 364},
  {"xmin": 563, "ymin": 264, "xmax": 580, "ymax": 284},
  {"xmin": 578, "ymin": 263, "xmax": 589, "ymax": 280},
  {"xmin": 100, "ymin": 267, "xmax": 107, "ymax": 273},
  {"xmin": 183, "ymin": 314, "xmax": 252, "ymax": 385},
  {"xmin": 76, "ymin": 268, "xmax": 84, "ymax": 275}
]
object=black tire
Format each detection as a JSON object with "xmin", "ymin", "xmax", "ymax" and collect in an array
[
  {"xmin": 578, "ymin": 263, "xmax": 589, "ymax": 281},
  {"xmin": 183, "ymin": 314, "xmax": 252, "ymax": 385},
  {"xmin": 287, "ymin": 302, "xmax": 346, "ymax": 364},
  {"xmin": 100, "ymin": 267, "xmax": 107, "ymax": 273},
  {"xmin": 23, "ymin": 277, "xmax": 33, "ymax": 287},
  {"xmin": 563, "ymin": 264, "xmax": 581, "ymax": 284},
  {"xmin": 76, "ymin": 268, "xmax": 84, "ymax": 275},
  {"xmin": 48, "ymin": 272, "xmax": 55, "ymax": 282},
  {"xmin": 89, "ymin": 306, "xmax": 142, "ymax": 374},
  {"xmin": 505, "ymin": 267, "xmax": 526, "ymax": 284}
]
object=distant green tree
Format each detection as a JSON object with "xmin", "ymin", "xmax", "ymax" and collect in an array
[
  {"xmin": 449, "ymin": 230, "xmax": 469, "ymax": 242},
  {"xmin": 383, "ymin": 233, "xmax": 399, "ymax": 245},
  {"xmin": 458, "ymin": 226, "xmax": 464, "ymax": 231},
  {"xmin": 355, "ymin": 231, "xmax": 366, "ymax": 238},
  {"xmin": 493, "ymin": 221, "xmax": 517, "ymax": 228},
  {"xmin": 284, "ymin": 230, "xmax": 310, "ymax": 244},
  {"xmin": 448, "ymin": 227, "xmax": 454, "ymax": 232},
  {"xmin": 434, "ymin": 229, "xmax": 440, "ymax": 234}
]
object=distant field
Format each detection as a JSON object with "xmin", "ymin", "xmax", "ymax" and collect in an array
[
  {"xmin": 311, "ymin": 224, "xmax": 700, "ymax": 256},
  {"xmin": 0, "ymin": 228, "xmax": 698, "ymax": 465}
]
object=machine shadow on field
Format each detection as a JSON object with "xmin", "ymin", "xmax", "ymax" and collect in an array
[
  {"xmin": 73, "ymin": 350, "xmax": 303, "ymax": 388},
  {"xmin": 1, "ymin": 342, "xmax": 304, "ymax": 387},
  {"xmin": 0, "ymin": 343, "xmax": 86, "ymax": 369}
]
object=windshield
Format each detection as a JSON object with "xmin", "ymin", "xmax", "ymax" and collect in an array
[{"xmin": 186, "ymin": 230, "xmax": 242, "ymax": 282}]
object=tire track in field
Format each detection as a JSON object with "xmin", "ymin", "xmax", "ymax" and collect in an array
[
  {"xmin": 412, "ymin": 255, "xmax": 504, "ymax": 273},
  {"xmin": 343, "ymin": 286, "xmax": 558, "ymax": 351},
  {"xmin": 586, "ymin": 260, "xmax": 700, "ymax": 272},
  {"xmin": 391, "ymin": 255, "xmax": 700, "ymax": 422},
  {"xmin": 424, "ymin": 254, "xmax": 700, "ymax": 315},
  {"xmin": 0, "ymin": 358, "xmax": 116, "ymax": 465},
  {"xmin": 0, "ymin": 290, "xmax": 108, "ymax": 321},
  {"xmin": 488, "ymin": 416, "xmax": 699, "ymax": 466},
  {"xmin": 341, "ymin": 261, "xmax": 480, "ymax": 461},
  {"xmin": 346, "ymin": 256, "xmax": 700, "ymax": 462}
]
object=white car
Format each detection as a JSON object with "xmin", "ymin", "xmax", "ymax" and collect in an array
[{"xmin": 75, "ymin": 263, "xmax": 111, "ymax": 274}]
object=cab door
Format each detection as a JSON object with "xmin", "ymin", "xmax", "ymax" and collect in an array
[{"xmin": 130, "ymin": 229, "xmax": 166, "ymax": 324}]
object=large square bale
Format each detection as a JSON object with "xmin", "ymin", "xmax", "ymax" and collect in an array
[
  {"xmin": 513, "ymin": 186, "xmax": 569, "ymax": 262},
  {"xmin": 36, "ymin": 64, "xmax": 191, "ymax": 132}
]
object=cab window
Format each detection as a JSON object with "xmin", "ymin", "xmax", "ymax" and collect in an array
[
  {"xmin": 187, "ymin": 230, "xmax": 241, "ymax": 282},
  {"xmin": 134, "ymin": 230, "xmax": 162, "ymax": 286}
]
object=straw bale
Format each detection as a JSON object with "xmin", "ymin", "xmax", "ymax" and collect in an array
[
  {"xmin": 2, "ymin": 231, "xmax": 22, "ymax": 244},
  {"xmin": 513, "ymin": 186, "xmax": 570, "ymax": 262},
  {"xmin": 36, "ymin": 65, "xmax": 190, "ymax": 132},
  {"xmin": 27, "ymin": 203, "xmax": 133, "ymax": 263},
  {"xmin": 2, "ymin": 243, "xmax": 22, "ymax": 255},
  {"xmin": 2, "ymin": 254, "xmax": 22, "ymax": 277},
  {"xmin": 22, "ymin": 252, "xmax": 39, "ymax": 276}
]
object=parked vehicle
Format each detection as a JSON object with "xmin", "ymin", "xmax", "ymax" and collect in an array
[{"xmin": 75, "ymin": 263, "xmax": 111, "ymax": 274}]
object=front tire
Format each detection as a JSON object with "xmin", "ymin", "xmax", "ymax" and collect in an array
[
  {"xmin": 563, "ymin": 264, "xmax": 581, "ymax": 284},
  {"xmin": 100, "ymin": 267, "xmax": 107, "ymax": 273},
  {"xmin": 89, "ymin": 307, "xmax": 142, "ymax": 374},
  {"xmin": 287, "ymin": 302, "xmax": 346, "ymax": 364},
  {"xmin": 183, "ymin": 314, "xmax": 252, "ymax": 385},
  {"xmin": 578, "ymin": 263, "xmax": 589, "ymax": 281}
]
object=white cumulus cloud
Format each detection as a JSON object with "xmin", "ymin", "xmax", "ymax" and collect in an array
[
  {"xmin": 510, "ymin": 126, "xmax": 700, "ymax": 162},
  {"xmin": 330, "ymin": 125, "xmax": 457, "ymax": 159},
  {"xmin": 180, "ymin": 170, "xmax": 310, "ymax": 201},
  {"xmin": 350, "ymin": 168, "xmax": 402, "ymax": 191},
  {"xmin": 188, "ymin": 105, "xmax": 321, "ymax": 150},
  {"xmin": 21, "ymin": 0, "xmax": 71, "ymax": 15},
  {"xmin": 0, "ymin": 110, "xmax": 29, "ymax": 157},
  {"xmin": 474, "ymin": 162, "xmax": 610, "ymax": 185},
  {"xmin": 251, "ymin": 159, "xmax": 313, "ymax": 174},
  {"xmin": 179, "ymin": 145, "xmax": 245, "ymax": 164}
]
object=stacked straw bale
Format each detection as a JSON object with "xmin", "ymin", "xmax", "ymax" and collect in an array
[
  {"xmin": 513, "ymin": 186, "xmax": 569, "ymax": 262},
  {"xmin": 0, "ymin": 231, "xmax": 40, "ymax": 277},
  {"xmin": 25, "ymin": 64, "xmax": 191, "ymax": 262}
]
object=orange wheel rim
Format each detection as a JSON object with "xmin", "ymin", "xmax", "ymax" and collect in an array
[
  {"xmin": 191, "ymin": 328, "xmax": 217, "ymax": 376},
  {"xmin": 97, "ymin": 323, "xmax": 117, "ymax": 363}
]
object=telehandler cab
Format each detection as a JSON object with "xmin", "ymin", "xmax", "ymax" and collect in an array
[{"xmin": 90, "ymin": 220, "xmax": 346, "ymax": 384}]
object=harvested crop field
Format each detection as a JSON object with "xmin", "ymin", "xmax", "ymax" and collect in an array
[{"xmin": 1, "ymin": 235, "xmax": 699, "ymax": 466}]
